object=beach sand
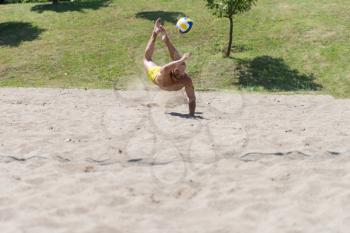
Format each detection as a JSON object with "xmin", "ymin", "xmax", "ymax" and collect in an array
[{"xmin": 1, "ymin": 87, "xmax": 350, "ymax": 233}]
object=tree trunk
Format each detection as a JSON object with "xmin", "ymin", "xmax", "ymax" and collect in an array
[
  {"xmin": 225, "ymin": 16, "xmax": 233, "ymax": 57},
  {"xmin": 52, "ymin": 0, "xmax": 59, "ymax": 4}
]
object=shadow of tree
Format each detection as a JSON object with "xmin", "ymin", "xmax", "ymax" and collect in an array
[
  {"xmin": 31, "ymin": 0, "xmax": 110, "ymax": 13},
  {"xmin": 234, "ymin": 56, "xmax": 322, "ymax": 91},
  {"xmin": 0, "ymin": 22, "xmax": 45, "ymax": 47},
  {"xmin": 135, "ymin": 11, "xmax": 185, "ymax": 24}
]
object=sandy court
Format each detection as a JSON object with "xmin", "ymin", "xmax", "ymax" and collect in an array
[{"xmin": 1, "ymin": 87, "xmax": 350, "ymax": 233}]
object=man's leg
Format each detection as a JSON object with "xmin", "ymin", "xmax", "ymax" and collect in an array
[
  {"xmin": 143, "ymin": 31, "xmax": 157, "ymax": 68},
  {"xmin": 144, "ymin": 18, "xmax": 162, "ymax": 70},
  {"xmin": 160, "ymin": 28, "xmax": 182, "ymax": 61}
]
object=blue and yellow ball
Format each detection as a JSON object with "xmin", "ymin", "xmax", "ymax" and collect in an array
[{"xmin": 176, "ymin": 17, "xmax": 193, "ymax": 34}]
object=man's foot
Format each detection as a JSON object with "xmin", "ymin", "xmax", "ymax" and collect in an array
[
  {"xmin": 159, "ymin": 25, "xmax": 169, "ymax": 41},
  {"xmin": 154, "ymin": 18, "xmax": 163, "ymax": 34}
]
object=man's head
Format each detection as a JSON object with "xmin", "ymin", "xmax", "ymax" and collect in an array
[{"xmin": 173, "ymin": 62, "xmax": 186, "ymax": 78}]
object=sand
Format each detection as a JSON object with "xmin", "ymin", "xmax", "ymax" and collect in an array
[{"xmin": 1, "ymin": 87, "xmax": 350, "ymax": 233}]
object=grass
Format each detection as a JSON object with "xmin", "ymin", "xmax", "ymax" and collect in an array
[{"xmin": 0, "ymin": 0, "xmax": 349, "ymax": 97}]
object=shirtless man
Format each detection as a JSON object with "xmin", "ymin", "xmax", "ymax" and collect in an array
[{"xmin": 143, "ymin": 18, "xmax": 196, "ymax": 117}]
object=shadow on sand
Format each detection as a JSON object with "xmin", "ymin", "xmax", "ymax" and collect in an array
[{"xmin": 167, "ymin": 112, "xmax": 204, "ymax": 119}]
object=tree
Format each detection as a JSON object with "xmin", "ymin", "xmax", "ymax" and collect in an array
[{"xmin": 205, "ymin": 0, "xmax": 257, "ymax": 57}]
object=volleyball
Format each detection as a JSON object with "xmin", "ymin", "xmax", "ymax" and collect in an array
[{"xmin": 176, "ymin": 17, "xmax": 193, "ymax": 34}]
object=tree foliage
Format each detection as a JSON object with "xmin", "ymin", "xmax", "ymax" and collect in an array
[
  {"xmin": 205, "ymin": 0, "xmax": 257, "ymax": 57},
  {"xmin": 206, "ymin": 0, "xmax": 257, "ymax": 18}
]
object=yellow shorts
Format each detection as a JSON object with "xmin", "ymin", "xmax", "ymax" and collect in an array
[{"xmin": 147, "ymin": 66, "xmax": 161, "ymax": 83}]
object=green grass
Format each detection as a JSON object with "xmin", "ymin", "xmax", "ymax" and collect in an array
[{"xmin": 0, "ymin": 0, "xmax": 349, "ymax": 97}]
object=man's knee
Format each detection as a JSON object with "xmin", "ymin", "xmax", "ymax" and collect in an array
[{"xmin": 144, "ymin": 53, "xmax": 152, "ymax": 62}]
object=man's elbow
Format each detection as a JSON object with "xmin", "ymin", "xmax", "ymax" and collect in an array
[
  {"xmin": 161, "ymin": 64, "xmax": 174, "ymax": 74},
  {"xmin": 188, "ymin": 96, "xmax": 196, "ymax": 103}
]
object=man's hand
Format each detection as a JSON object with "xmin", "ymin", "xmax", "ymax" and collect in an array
[
  {"xmin": 189, "ymin": 101, "xmax": 196, "ymax": 117},
  {"xmin": 181, "ymin": 52, "xmax": 192, "ymax": 61}
]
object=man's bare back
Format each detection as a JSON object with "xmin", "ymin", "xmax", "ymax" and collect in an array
[{"xmin": 143, "ymin": 18, "xmax": 196, "ymax": 116}]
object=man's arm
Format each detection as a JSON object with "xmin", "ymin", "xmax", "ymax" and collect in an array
[
  {"xmin": 184, "ymin": 77, "xmax": 196, "ymax": 117},
  {"xmin": 160, "ymin": 53, "xmax": 191, "ymax": 75}
]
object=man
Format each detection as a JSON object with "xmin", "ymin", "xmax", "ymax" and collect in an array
[{"xmin": 143, "ymin": 18, "xmax": 196, "ymax": 117}]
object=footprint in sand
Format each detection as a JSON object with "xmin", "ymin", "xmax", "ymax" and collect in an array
[{"xmin": 151, "ymin": 138, "xmax": 187, "ymax": 185}]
